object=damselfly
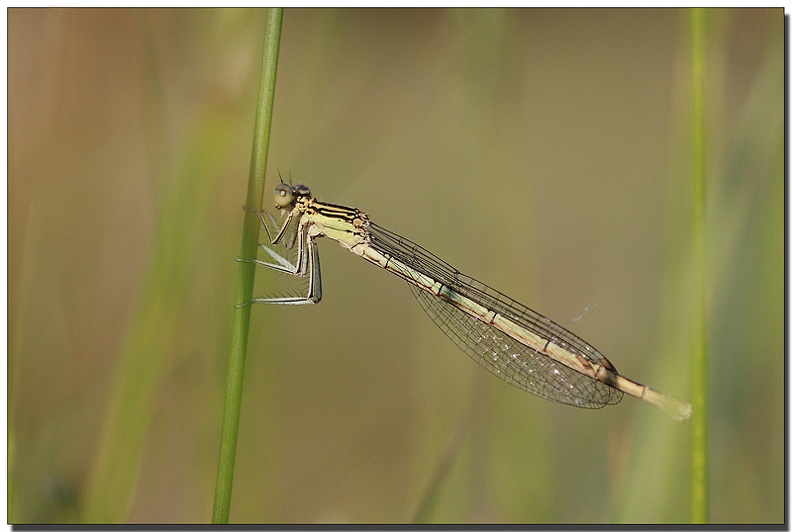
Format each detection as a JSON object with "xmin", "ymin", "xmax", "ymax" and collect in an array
[{"xmin": 241, "ymin": 183, "xmax": 691, "ymax": 420}]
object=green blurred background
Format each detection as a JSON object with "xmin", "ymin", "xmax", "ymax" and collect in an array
[{"xmin": 8, "ymin": 8, "xmax": 782, "ymax": 524}]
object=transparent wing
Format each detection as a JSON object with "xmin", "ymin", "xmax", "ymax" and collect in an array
[
  {"xmin": 368, "ymin": 222, "xmax": 623, "ymax": 407},
  {"xmin": 410, "ymin": 283, "xmax": 620, "ymax": 407}
]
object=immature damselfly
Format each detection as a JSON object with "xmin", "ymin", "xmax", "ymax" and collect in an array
[{"xmin": 241, "ymin": 183, "xmax": 691, "ymax": 420}]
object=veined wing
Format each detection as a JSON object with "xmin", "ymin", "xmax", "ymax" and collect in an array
[{"xmin": 366, "ymin": 222, "xmax": 623, "ymax": 407}]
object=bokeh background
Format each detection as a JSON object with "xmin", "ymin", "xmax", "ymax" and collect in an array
[{"xmin": 8, "ymin": 8, "xmax": 782, "ymax": 524}]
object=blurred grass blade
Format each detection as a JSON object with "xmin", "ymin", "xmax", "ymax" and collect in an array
[
  {"xmin": 689, "ymin": 7, "xmax": 709, "ymax": 523},
  {"xmin": 212, "ymin": 8, "xmax": 283, "ymax": 524},
  {"xmin": 412, "ymin": 392, "xmax": 476, "ymax": 523},
  {"xmin": 81, "ymin": 32, "xmax": 231, "ymax": 526},
  {"xmin": 82, "ymin": 136, "xmax": 225, "ymax": 523}
]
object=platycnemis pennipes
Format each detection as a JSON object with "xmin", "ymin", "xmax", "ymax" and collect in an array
[{"xmin": 241, "ymin": 182, "xmax": 691, "ymax": 420}]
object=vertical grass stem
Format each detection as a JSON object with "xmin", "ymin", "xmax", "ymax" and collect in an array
[
  {"xmin": 689, "ymin": 7, "xmax": 709, "ymax": 523},
  {"xmin": 212, "ymin": 8, "xmax": 283, "ymax": 523}
]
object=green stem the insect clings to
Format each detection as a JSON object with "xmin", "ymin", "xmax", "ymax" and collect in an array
[{"xmin": 212, "ymin": 8, "xmax": 283, "ymax": 524}]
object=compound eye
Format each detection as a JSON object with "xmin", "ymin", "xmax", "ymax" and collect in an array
[{"xmin": 273, "ymin": 183, "xmax": 294, "ymax": 208}]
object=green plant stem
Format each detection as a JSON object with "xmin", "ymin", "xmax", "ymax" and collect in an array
[
  {"xmin": 689, "ymin": 7, "xmax": 709, "ymax": 524},
  {"xmin": 212, "ymin": 8, "xmax": 283, "ymax": 524}
]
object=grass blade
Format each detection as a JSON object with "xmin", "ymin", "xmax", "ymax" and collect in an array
[
  {"xmin": 689, "ymin": 7, "xmax": 709, "ymax": 523},
  {"xmin": 212, "ymin": 8, "xmax": 283, "ymax": 524}
]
